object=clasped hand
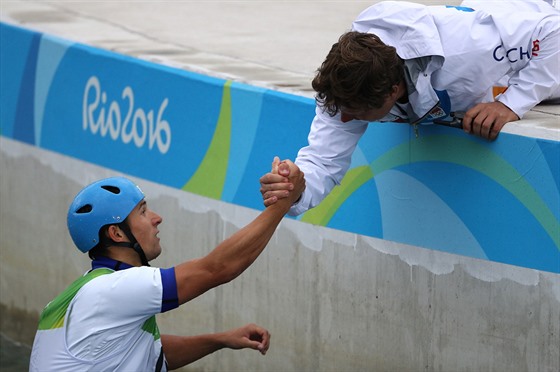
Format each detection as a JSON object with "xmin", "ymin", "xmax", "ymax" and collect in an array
[{"xmin": 260, "ymin": 156, "xmax": 304, "ymax": 207}]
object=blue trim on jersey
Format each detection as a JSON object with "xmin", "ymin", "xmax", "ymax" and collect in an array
[
  {"xmin": 160, "ymin": 268, "xmax": 179, "ymax": 313},
  {"xmin": 91, "ymin": 256, "xmax": 134, "ymax": 271}
]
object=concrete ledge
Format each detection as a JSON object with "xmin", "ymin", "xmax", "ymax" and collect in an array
[
  {"xmin": 507, "ymin": 104, "xmax": 560, "ymax": 140},
  {"xmin": 1, "ymin": 0, "xmax": 558, "ymax": 140}
]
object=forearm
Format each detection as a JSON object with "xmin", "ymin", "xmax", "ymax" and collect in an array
[
  {"xmin": 291, "ymin": 109, "xmax": 366, "ymax": 215},
  {"xmin": 162, "ymin": 333, "xmax": 226, "ymax": 370},
  {"xmin": 289, "ymin": 157, "xmax": 336, "ymax": 216},
  {"xmin": 204, "ymin": 200, "xmax": 290, "ymax": 281},
  {"xmin": 175, "ymin": 200, "xmax": 292, "ymax": 303}
]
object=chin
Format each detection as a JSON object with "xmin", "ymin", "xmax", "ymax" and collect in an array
[{"xmin": 146, "ymin": 248, "xmax": 162, "ymax": 262}]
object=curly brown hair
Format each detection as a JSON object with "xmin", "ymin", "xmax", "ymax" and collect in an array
[{"xmin": 312, "ymin": 31, "xmax": 404, "ymax": 116}]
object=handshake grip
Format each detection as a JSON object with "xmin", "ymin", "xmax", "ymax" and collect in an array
[{"xmin": 263, "ymin": 157, "xmax": 305, "ymax": 208}]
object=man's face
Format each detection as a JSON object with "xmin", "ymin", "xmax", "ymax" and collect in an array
[
  {"xmin": 126, "ymin": 200, "xmax": 163, "ymax": 261},
  {"xmin": 340, "ymin": 93, "xmax": 396, "ymax": 123},
  {"xmin": 339, "ymin": 83, "xmax": 402, "ymax": 123}
]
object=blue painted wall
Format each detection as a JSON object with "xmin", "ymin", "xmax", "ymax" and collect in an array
[{"xmin": 1, "ymin": 22, "xmax": 558, "ymax": 273}]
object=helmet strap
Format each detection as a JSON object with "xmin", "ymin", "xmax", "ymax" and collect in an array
[
  {"xmin": 115, "ymin": 222, "xmax": 151, "ymax": 267},
  {"xmin": 132, "ymin": 242, "xmax": 150, "ymax": 267}
]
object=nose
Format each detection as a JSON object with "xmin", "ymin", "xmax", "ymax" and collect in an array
[{"xmin": 152, "ymin": 212, "xmax": 163, "ymax": 226}]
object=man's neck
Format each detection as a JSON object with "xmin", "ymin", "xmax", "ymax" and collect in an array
[{"xmin": 105, "ymin": 246, "xmax": 142, "ymax": 267}]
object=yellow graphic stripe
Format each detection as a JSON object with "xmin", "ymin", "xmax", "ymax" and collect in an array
[
  {"xmin": 182, "ymin": 81, "xmax": 232, "ymax": 199},
  {"xmin": 301, "ymin": 166, "xmax": 373, "ymax": 225},
  {"xmin": 300, "ymin": 135, "xmax": 559, "ymax": 249}
]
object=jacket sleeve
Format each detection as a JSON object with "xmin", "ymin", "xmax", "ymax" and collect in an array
[
  {"xmin": 463, "ymin": 0, "xmax": 560, "ymax": 117},
  {"xmin": 496, "ymin": 13, "xmax": 560, "ymax": 118},
  {"xmin": 290, "ymin": 106, "xmax": 368, "ymax": 216}
]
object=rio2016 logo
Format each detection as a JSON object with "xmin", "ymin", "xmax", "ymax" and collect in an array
[{"xmin": 82, "ymin": 76, "xmax": 172, "ymax": 154}]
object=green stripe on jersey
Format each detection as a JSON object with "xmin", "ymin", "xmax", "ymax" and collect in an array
[
  {"xmin": 37, "ymin": 268, "xmax": 113, "ymax": 330},
  {"xmin": 142, "ymin": 316, "xmax": 161, "ymax": 340}
]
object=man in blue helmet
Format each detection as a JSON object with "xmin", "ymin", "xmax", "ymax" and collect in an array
[{"xmin": 29, "ymin": 160, "xmax": 304, "ymax": 371}]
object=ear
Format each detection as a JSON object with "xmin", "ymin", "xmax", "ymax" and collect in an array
[
  {"xmin": 392, "ymin": 80, "xmax": 407, "ymax": 101},
  {"xmin": 107, "ymin": 225, "xmax": 128, "ymax": 242},
  {"xmin": 390, "ymin": 83, "xmax": 400, "ymax": 99}
]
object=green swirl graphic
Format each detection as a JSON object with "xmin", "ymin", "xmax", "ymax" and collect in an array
[
  {"xmin": 182, "ymin": 81, "xmax": 232, "ymax": 198},
  {"xmin": 301, "ymin": 166, "xmax": 373, "ymax": 226},
  {"xmin": 301, "ymin": 134, "xmax": 560, "ymax": 250}
]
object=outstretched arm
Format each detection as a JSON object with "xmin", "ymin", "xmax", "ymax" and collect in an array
[
  {"xmin": 261, "ymin": 108, "xmax": 367, "ymax": 214},
  {"xmin": 174, "ymin": 160, "xmax": 305, "ymax": 304},
  {"xmin": 162, "ymin": 323, "xmax": 271, "ymax": 370}
]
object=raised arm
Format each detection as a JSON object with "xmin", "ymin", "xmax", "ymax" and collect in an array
[{"xmin": 174, "ymin": 160, "xmax": 305, "ymax": 305}]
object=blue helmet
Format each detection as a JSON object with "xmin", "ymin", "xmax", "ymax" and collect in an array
[{"xmin": 67, "ymin": 177, "xmax": 145, "ymax": 253}]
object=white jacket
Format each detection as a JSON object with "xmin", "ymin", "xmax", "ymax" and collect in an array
[{"xmin": 291, "ymin": 0, "xmax": 559, "ymax": 215}]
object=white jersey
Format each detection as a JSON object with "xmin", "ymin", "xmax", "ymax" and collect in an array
[
  {"xmin": 291, "ymin": 0, "xmax": 560, "ymax": 216},
  {"xmin": 30, "ymin": 258, "xmax": 178, "ymax": 371}
]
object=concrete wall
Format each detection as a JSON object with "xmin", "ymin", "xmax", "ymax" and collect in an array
[{"xmin": 2, "ymin": 137, "xmax": 559, "ymax": 371}]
